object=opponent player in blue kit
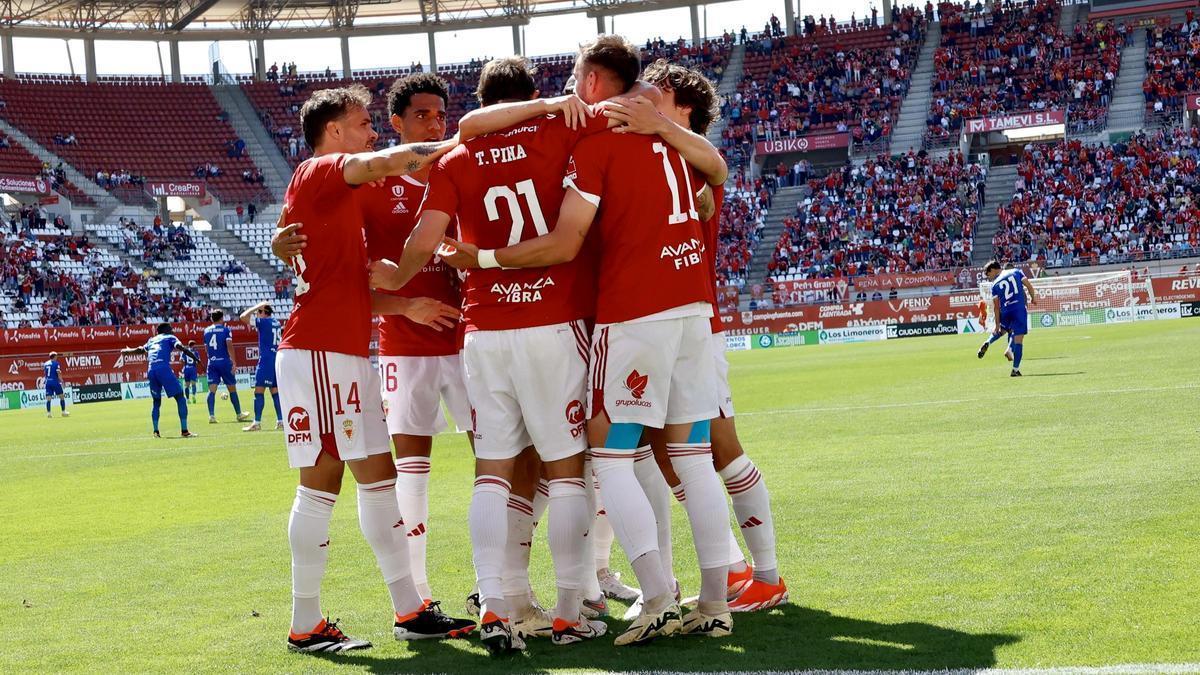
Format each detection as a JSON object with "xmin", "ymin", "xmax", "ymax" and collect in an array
[
  {"xmin": 979, "ymin": 261, "xmax": 1038, "ymax": 377},
  {"xmin": 121, "ymin": 323, "xmax": 199, "ymax": 437},
  {"xmin": 239, "ymin": 301, "xmax": 283, "ymax": 431},
  {"xmin": 181, "ymin": 340, "xmax": 200, "ymax": 403},
  {"xmin": 43, "ymin": 352, "xmax": 68, "ymax": 418},
  {"xmin": 203, "ymin": 310, "xmax": 251, "ymax": 423}
]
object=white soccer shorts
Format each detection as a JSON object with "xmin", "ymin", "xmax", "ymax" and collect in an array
[
  {"xmin": 378, "ymin": 354, "xmax": 471, "ymax": 436},
  {"xmin": 712, "ymin": 331, "xmax": 736, "ymax": 418},
  {"xmin": 462, "ymin": 320, "xmax": 590, "ymax": 463},
  {"xmin": 589, "ymin": 315, "xmax": 720, "ymax": 428},
  {"xmin": 277, "ymin": 349, "xmax": 390, "ymax": 469}
]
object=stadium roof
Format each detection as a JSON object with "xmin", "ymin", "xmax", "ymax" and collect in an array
[{"xmin": 0, "ymin": 0, "xmax": 724, "ymax": 38}]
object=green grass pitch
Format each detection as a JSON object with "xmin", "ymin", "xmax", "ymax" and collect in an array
[{"xmin": 3, "ymin": 319, "xmax": 1198, "ymax": 673}]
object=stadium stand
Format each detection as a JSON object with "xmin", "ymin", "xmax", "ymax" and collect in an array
[
  {"xmin": 725, "ymin": 7, "xmax": 926, "ymax": 163},
  {"xmin": 926, "ymin": 0, "xmax": 1125, "ymax": 145},
  {"xmin": 0, "ymin": 80, "xmax": 267, "ymax": 206},
  {"xmin": 0, "ymin": 227, "xmax": 204, "ymax": 328},
  {"xmin": 0, "ymin": 132, "xmax": 94, "ymax": 206},
  {"xmin": 86, "ymin": 218, "xmax": 289, "ymax": 318},
  {"xmin": 767, "ymin": 151, "xmax": 986, "ymax": 284},
  {"xmin": 993, "ymin": 127, "xmax": 1200, "ymax": 267},
  {"xmin": 1143, "ymin": 12, "xmax": 1200, "ymax": 121}
]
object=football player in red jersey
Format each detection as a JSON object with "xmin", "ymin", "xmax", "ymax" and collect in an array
[
  {"xmin": 273, "ymin": 84, "xmax": 476, "ymax": 653},
  {"xmin": 370, "ymin": 57, "xmax": 612, "ymax": 653},
  {"xmin": 614, "ymin": 60, "xmax": 788, "ymax": 614},
  {"xmin": 362, "ymin": 73, "xmax": 470, "ymax": 606},
  {"xmin": 435, "ymin": 36, "xmax": 736, "ymax": 646}
]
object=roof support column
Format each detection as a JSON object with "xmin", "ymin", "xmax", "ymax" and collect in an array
[
  {"xmin": 83, "ymin": 36, "xmax": 97, "ymax": 83},
  {"xmin": 690, "ymin": 4, "xmax": 701, "ymax": 45},
  {"xmin": 785, "ymin": 0, "xmax": 797, "ymax": 36},
  {"xmin": 169, "ymin": 38, "xmax": 182, "ymax": 82},
  {"xmin": 427, "ymin": 31, "xmax": 437, "ymax": 72},
  {"xmin": 254, "ymin": 37, "xmax": 265, "ymax": 81},
  {"xmin": 512, "ymin": 24, "xmax": 522, "ymax": 55},
  {"xmin": 340, "ymin": 35, "xmax": 351, "ymax": 79},
  {"xmin": 2, "ymin": 33, "xmax": 14, "ymax": 79},
  {"xmin": 596, "ymin": 14, "xmax": 605, "ymax": 34}
]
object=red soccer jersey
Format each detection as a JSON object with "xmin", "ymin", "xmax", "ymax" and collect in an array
[
  {"xmin": 702, "ymin": 182, "xmax": 727, "ymax": 334},
  {"xmin": 420, "ymin": 113, "xmax": 606, "ymax": 332},
  {"xmin": 363, "ymin": 174, "xmax": 460, "ymax": 357},
  {"xmin": 278, "ymin": 153, "xmax": 372, "ymax": 357},
  {"xmin": 565, "ymin": 130, "xmax": 711, "ymax": 324}
]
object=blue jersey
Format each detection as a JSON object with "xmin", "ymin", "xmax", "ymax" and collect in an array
[
  {"xmin": 255, "ymin": 316, "xmax": 281, "ymax": 362},
  {"xmin": 143, "ymin": 334, "xmax": 180, "ymax": 370},
  {"xmin": 43, "ymin": 359, "xmax": 61, "ymax": 384},
  {"xmin": 180, "ymin": 351, "xmax": 198, "ymax": 368},
  {"xmin": 204, "ymin": 323, "xmax": 233, "ymax": 362},
  {"xmin": 991, "ymin": 269, "xmax": 1027, "ymax": 312}
]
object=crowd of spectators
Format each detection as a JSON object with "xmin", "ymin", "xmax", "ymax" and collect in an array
[
  {"xmin": 927, "ymin": 0, "xmax": 1125, "ymax": 142},
  {"xmin": 1143, "ymin": 12, "xmax": 1200, "ymax": 116},
  {"xmin": 0, "ymin": 229, "xmax": 204, "ymax": 327},
  {"xmin": 720, "ymin": 4, "xmax": 926, "ymax": 166},
  {"xmin": 768, "ymin": 150, "xmax": 986, "ymax": 282},
  {"xmin": 114, "ymin": 216, "xmax": 197, "ymax": 264},
  {"xmin": 714, "ymin": 168, "xmax": 773, "ymax": 288},
  {"xmin": 94, "ymin": 168, "xmax": 146, "ymax": 192},
  {"xmin": 994, "ymin": 128, "xmax": 1200, "ymax": 267}
]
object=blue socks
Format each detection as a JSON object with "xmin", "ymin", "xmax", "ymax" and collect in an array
[
  {"xmin": 988, "ymin": 331, "xmax": 1004, "ymax": 345},
  {"xmin": 176, "ymin": 396, "xmax": 189, "ymax": 432},
  {"xmin": 230, "ymin": 392, "xmax": 242, "ymax": 415},
  {"xmin": 60, "ymin": 398, "xmax": 66, "ymax": 411},
  {"xmin": 207, "ymin": 391, "xmax": 216, "ymax": 416},
  {"xmin": 1012, "ymin": 343, "xmax": 1024, "ymax": 370},
  {"xmin": 45, "ymin": 400, "xmax": 51, "ymax": 413},
  {"xmin": 254, "ymin": 392, "xmax": 265, "ymax": 423},
  {"xmin": 272, "ymin": 392, "xmax": 282, "ymax": 421},
  {"xmin": 152, "ymin": 396, "xmax": 162, "ymax": 432}
]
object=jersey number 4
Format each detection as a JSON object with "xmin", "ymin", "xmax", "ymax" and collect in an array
[{"xmin": 484, "ymin": 179, "xmax": 549, "ymax": 245}]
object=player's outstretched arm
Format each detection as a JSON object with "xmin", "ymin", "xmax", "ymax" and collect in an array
[
  {"xmin": 443, "ymin": 190, "xmax": 596, "ymax": 270},
  {"xmin": 1022, "ymin": 277, "xmax": 1038, "ymax": 306},
  {"xmin": 369, "ymin": 209, "xmax": 453, "ymax": 292},
  {"xmin": 343, "ymin": 139, "xmax": 457, "ymax": 185},
  {"xmin": 121, "ymin": 346, "xmax": 147, "ymax": 355},
  {"xmin": 370, "ymin": 293, "xmax": 459, "ymax": 332},
  {"xmin": 603, "ymin": 95, "xmax": 728, "ymax": 186},
  {"xmin": 457, "ymin": 94, "xmax": 594, "ymax": 137}
]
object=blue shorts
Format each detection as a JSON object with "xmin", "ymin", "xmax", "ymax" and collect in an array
[
  {"xmin": 183, "ymin": 367, "xmax": 198, "ymax": 382},
  {"xmin": 45, "ymin": 381, "xmax": 63, "ymax": 397},
  {"xmin": 1000, "ymin": 309, "xmax": 1029, "ymax": 336},
  {"xmin": 148, "ymin": 367, "xmax": 184, "ymax": 398},
  {"xmin": 255, "ymin": 358, "xmax": 277, "ymax": 389},
  {"xmin": 207, "ymin": 360, "xmax": 236, "ymax": 386}
]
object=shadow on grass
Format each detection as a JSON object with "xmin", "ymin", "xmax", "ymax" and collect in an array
[
  {"xmin": 311, "ymin": 605, "xmax": 1019, "ymax": 673},
  {"xmin": 1022, "ymin": 371, "xmax": 1086, "ymax": 377},
  {"xmin": 1024, "ymin": 356, "xmax": 1068, "ymax": 361}
]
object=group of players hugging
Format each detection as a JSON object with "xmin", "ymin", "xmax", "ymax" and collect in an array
[{"xmin": 124, "ymin": 34, "xmax": 789, "ymax": 656}]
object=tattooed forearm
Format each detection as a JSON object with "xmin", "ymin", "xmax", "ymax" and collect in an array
[
  {"xmin": 410, "ymin": 142, "xmax": 441, "ymax": 156},
  {"xmin": 405, "ymin": 160, "xmax": 422, "ymax": 173}
]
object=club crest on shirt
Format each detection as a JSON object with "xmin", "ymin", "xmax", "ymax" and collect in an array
[{"xmin": 342, "ymin": 419, "xmax": 355, "ymax": 440}]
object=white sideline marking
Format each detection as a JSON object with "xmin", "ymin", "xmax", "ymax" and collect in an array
[
  {"xmin": 739, "ymin": 384, "xmax": 1200, "ymax": 417},
  {"xmin": 629, "ymin": 666, "xmax": 1200, "ymax": 675}
]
